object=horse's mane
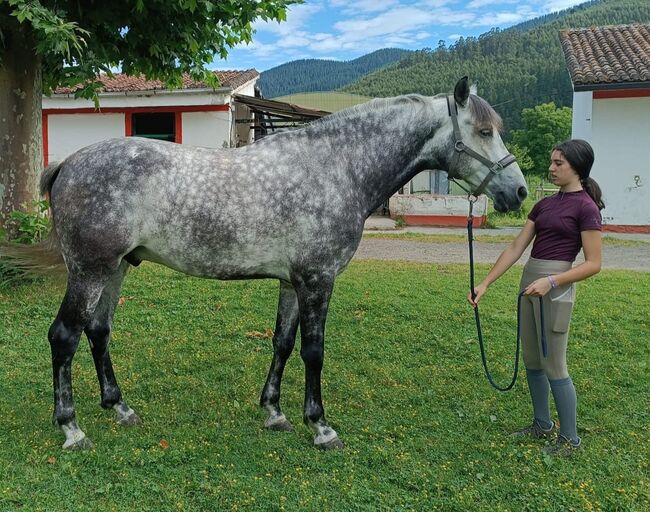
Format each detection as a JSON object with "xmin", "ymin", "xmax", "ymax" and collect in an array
[
  {"xmin": 304, "ymin": 94, "xmax": 430, "ymax": 130},
  {"xmin": 257, "ymin": 92, "xmax": 502, "ymax": 142}
]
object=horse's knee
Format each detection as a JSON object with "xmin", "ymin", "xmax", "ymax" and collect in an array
[{"xmin": 48, "ymin": 320, "xmax": 81, "ymax": 359}]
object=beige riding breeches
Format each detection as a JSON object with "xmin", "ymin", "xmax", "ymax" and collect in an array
[{"xmin": 519, "ymin": 258, "xmax": 575, "ymax": 380}]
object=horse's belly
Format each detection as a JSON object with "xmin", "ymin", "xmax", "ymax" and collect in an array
[{"xmin": 131, "ymin": 244, "xmax": 291, "ymax": 281}]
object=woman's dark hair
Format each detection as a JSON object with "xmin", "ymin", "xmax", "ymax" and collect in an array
[{"xmin": 553, "ymin": 139, "xmax": 605, "ymax": 210}]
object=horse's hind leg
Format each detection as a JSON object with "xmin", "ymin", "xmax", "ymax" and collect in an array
[
  {"xmin": 49, "ymin": 273, "xmax": 108, "ymax": 450},
  {"xmin": 260, "ymin": 280, "xmax": 299, "ymax": 432},
  {"xmin": 84, "ymin": 260, "xmax": 141, "ymax": 427}
]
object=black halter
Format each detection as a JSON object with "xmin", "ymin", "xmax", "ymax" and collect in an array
[{"xmin": 446, "ymin": 95, "xmax": 517, "ymax": 198}]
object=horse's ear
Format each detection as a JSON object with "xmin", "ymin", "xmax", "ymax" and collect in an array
[
  {"xmin": 454, "ymin": 76, "xmax": 470, "ymax": 107},
  {"xmin": 470, "ymin": 82, "xmax": 478, "ymax": 96}
]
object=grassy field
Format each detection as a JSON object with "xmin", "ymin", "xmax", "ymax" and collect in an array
[
  {"xmin": 271, "ymin": 92, "xmax": 373, "ymax": 113},
  {"xmin": 0, "ymin": 261, "xmax": 648, "ymax": 511}
]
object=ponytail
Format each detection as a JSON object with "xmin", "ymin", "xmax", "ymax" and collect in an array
[{"xmin": 582, "ymin": 177, "xmax": 605, "ymax": 210}]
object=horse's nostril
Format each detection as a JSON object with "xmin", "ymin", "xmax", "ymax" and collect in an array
[{"xmin": 518, "ymin": 186, "xmax": 528, "ymax": 201}]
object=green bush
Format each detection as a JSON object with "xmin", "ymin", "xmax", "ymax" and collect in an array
[
  {"xmin": 0, "ymin": 200, "xmax": 51, "ymax": 285},
  {"xmin": 2, "ymin": 200, "xmax": 51, "ymax": 244}
]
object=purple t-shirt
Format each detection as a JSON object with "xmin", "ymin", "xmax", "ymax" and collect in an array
[{"xmin": 528, "ymin": 190, "xmax": 602, "ymax": 262}]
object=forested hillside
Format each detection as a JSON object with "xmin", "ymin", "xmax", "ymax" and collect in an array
[
  {"xmin": 342, "ymin": 0, "xmax": 650, "ymax": 133},
  {"xmin": 258, "ymin": 48, "xmax": 411, "ymax": 98}
]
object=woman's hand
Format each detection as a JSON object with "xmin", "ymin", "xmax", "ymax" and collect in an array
[
  {"xmin": 467, "ymin": 282, "xmax": 488, "ymax": 307},
  {"xmin": 524, "ymin": 277, "xmax": 553, "ymax": 297}
]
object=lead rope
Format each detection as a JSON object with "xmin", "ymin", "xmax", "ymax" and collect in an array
[{"xmin": 465, "ymin": 196, "xmax": 547, "ymax": 392}]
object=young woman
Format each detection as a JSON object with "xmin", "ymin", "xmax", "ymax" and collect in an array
[{"xmin": 468, "ymin": 139, "xmax": 604, "ymax": 457}]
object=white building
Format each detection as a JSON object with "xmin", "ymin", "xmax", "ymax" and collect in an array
[
  {"xmin": 560, "ymin": 23, "xmax": 650, "ymax": 233},
  {"xmin": 42, "ymin": 70, "xmax": 260, "ymax": 166}
]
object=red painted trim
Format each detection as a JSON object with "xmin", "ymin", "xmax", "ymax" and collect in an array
[
  {"xmin": 175, "ymin": 111, "xmax": 182, "ymax": 144},
  {"xmin": 124, "ymin": 112, "xmax": 133, "ymax": 136},
  {"xmin": 43, "ymin": 104, "xmax": 230, "ymax": 115},
  {"xmin": 603, "ymin": 224, "xmax": 650, "ymax": 234},
  {"xmin": 42, "ymin": 113, "xmax": 49, "ymax": 167},
  {"xmin": 394, "ymin": 214, "xmax": 486, "ymax": 228},
  {"xmin": 593, "ymin": 89, "xmax": 650, "ymax": 99}
]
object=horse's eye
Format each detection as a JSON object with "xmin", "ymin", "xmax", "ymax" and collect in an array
[{"xmin": 480, "ymin": 129, "xmax": 493, "ymax": 137}]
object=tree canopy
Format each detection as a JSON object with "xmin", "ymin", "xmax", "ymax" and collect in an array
[
  {"xmin": 1, "ymin": 0, "xmax": 300, "ymax": 97},
  {"xmin": 511, "ymin": 102, "xmax": 572, "ymax": 176}
]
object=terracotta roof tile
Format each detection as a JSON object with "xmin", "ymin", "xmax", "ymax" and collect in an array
[
  {"xmin": 559, "ymin": 23, "xmax": 650, "ymax": 90},
  {"xmin": 54, "ymin": 69, "xmax": 259, "ymax": 95}
]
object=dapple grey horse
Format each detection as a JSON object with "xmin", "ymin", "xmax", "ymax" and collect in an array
[{"xmin": 34, "ymin": 77, "xmax": 527, "ymax": 450}]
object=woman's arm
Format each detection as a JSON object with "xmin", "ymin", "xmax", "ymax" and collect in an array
[
  {"xmin": 523, "ymin": 230, "xmax": 602, "ymax": 296},
  {"xmin": 468, "ymin": 220, "xmax": 536, "ymax": 306}
]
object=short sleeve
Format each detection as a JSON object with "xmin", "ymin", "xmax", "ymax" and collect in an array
[
  {"xmin": 528, "ymin": 200, "xmax": 542, "ymax": 222},
  {"xmin": 579, "ymin": 200, "xmax": 602, "ymax": 231}
]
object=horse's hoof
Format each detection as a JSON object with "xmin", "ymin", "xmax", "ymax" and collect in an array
[
  {"xmin": 63, "ymin": 436, "xmax": 95, "ymax": 451},
  {"xmin": 113, "ymin": 403, "xmax": 141, "ymax": 426},
  {"xmin": 264, "ymin": 413, "xmax": 294, "ymax": 432},
  {"xmin": 315, "ymin": 436, "xmax": 345, "ymax": 450},
  {"xmin": 117, "ymin": 412, "xmax": 142, "ymax": 427},
  {"xmin": 267, "ymin": 419, "xmax": 294, "ymax": 432}
]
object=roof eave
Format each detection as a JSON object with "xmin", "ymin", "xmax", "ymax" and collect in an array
[
  {"xmin": 50, "ymin": 87, "xmax": 234, "ymax": 98},
  {"xmin": 573, "ymin": 81, "xmax": 650, "ymax": 92}
]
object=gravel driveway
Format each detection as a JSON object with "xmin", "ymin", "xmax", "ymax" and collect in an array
[{"xmin": 354, "ymin": 238, "xmax": 650, "ymax": 271}]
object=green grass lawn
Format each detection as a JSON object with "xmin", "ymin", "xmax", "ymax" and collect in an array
[{"xmin": 0, "ymin": 262, "xmax": 648, "ymax": 511}]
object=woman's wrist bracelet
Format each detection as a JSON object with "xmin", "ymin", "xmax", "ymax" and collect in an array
[{"xmin": 547, "ymin": 275, "xmax": 558, "ymax": 288}]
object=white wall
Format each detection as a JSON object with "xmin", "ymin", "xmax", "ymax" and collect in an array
[
  {"xmin": 48, "ymin": 113, "xmax": 124, "ymax": 163},
  {"xmin": 182, "ymin": 111, "xmax": 231, "ymax": 148},
  {"xmin": 390, "ymin": 194, "xmax": 487, "ymax": 216},
  {"xmin": 571, "ymin": 91, "xmax": 593, "ymax": 141},
  {"xmin": 590, "ymin": 96, "xmax": 650, "ymax": 226}
]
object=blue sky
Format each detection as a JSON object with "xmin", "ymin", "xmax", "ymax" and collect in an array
[{"xmin": 216, "ymin": 0, "xmax": 587, "ymax": 72}]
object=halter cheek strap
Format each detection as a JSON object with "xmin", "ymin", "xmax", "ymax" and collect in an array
[{"xmin": 446, "ymin": 95, "xmax": 517, "ymax": 198}]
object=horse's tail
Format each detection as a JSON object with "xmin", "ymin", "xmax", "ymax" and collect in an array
[
  {"xmin": 0, "ymin": 162, "xmax": 67, "ymax": 281},
  {"xmin": 40, "ymin": 160, "xmax": 62, "ymax": 197}
]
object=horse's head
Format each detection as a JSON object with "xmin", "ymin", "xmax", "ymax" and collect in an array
[{"xmin": 443, "ymin": 77, "xmax": 528, "ymax": 212}]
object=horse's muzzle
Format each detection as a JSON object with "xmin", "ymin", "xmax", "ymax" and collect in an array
[{"xmin": 493, "ymin": 186, "xmax": 528, "ymax": 213}]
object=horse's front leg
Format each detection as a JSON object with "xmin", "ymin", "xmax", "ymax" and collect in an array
[
  {"xmin": 294, "ymin": 272, "xmax": 344, "ymax": 449},
  {"xmin": 260, "ymin": 280, "xmax": 299, "ymax": 432}
]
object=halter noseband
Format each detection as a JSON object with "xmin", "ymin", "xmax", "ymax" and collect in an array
[{"xmin": 446, "ymin": 95, "xmax": 517, "ymax": 198}]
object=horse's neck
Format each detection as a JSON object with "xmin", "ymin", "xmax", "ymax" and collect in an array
[{"xmin": 317, "ymin": 98, "xmax": 447, "ymax": 214}]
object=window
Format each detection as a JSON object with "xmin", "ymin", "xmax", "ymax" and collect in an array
[
  {"xmin": 410, "ymin": 170, "xmax": 449, "ymax": 194},
  {"xmin": 132, "ymin": 112, "xmax": 176, "ymax": 142}
]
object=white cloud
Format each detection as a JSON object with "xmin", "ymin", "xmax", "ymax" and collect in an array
[
  {"xmin": 275, "ymin": 32, "xmax": 313, "ymax": 49},
  {"xmin": 473, "ymin": 11, "xmax": 525, "ymax": 27},
  {"xmin": 329, "ymin": 0, "xmax": 400, "ymax": 15},
  {"xmin": 467, "ymin": 0, "xmax": 518, "ymax": 8},
  {"xmin": 540, "ymin": 0, "xmax": 587, "ymax": 13},
  {"xmin": 253, "ymin": 2, "xmax": 324, "ymax": 35},
  {"xmin": 419, "ymin": 0, "xmax": 455, "ymax": 7}
]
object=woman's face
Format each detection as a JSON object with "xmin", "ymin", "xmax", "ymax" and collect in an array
[{"xmin": 548, "ymin": 150, "xmax": 580, "ymax": 189}]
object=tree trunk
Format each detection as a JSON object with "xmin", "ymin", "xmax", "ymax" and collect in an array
[{"xmin": 0, "ymin": 25, "xmax": 42, "ymax": 233}]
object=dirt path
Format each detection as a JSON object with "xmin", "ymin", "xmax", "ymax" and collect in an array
[{"xmin": 354, "ymin": 238, "xmax": 650, "ymax": 271}]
